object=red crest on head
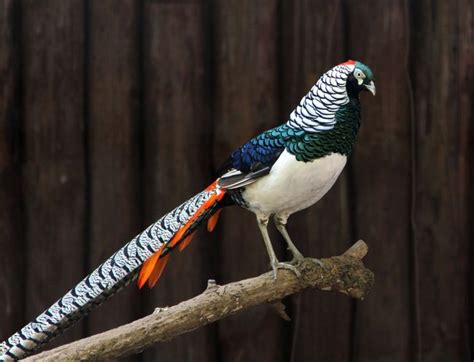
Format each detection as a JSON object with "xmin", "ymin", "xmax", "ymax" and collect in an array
[{"xmin": 339, "ymin": 59, "xmax": 356, "ymax": 66}]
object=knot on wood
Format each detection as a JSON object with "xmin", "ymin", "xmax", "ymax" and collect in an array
[{"xmin": 205, "ymin": 279, "xmax": 219, "ymax": 292}]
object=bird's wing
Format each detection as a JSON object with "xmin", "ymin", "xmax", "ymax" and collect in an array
[{"xmin": 217, "ymin": 124, "xmax": 301, "ymax": 189}]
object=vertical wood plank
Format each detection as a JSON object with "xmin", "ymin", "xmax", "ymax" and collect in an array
[
  {"xmin": 86, "ymin": 0, "xmax": 142, "ymax": 338},
  {"xmin": 345, "ymin": 1, "xmax": 413, "ymax": 361},
  {"xmin": 280, "ymin": 1, "xmax": 352, "ymax": 361},
  {"xmin": 410, "ymin": 0, "xmax": 472, "ymax": 360},
  {"xmin": 212, "ymin": 1, "xmax": 284, "ymax": 361},
  {"xmin": 21, "ymin": 0, "xmax": 86, "ymax": 348},
  {"xmin": 0, "ymin": 0, "xmax": 23, "ymax": 342},
  {"xmin": 142, "ymin": 2, "xmax": 216, "ymax": 361},
  {"xmin": 463, "ymin": 1, "xmax": 474, "ymax": 357}
]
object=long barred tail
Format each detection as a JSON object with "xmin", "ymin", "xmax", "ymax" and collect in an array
[{"xmin": 0, "ymin": 182, "xmax": 225, "ymax": 360}]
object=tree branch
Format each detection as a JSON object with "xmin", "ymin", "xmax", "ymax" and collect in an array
[{"xmin": 25, "ymin": 240, "xmax": 374, "ymax": 361}]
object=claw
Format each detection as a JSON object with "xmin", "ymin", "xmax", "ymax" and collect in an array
[
  {"xmin": 271, "ymin": 261, "xmax": 302, "ymax": 279},
  {"xmin": 289, "ymin": 254, "xmax": 305, "ymax": 265},
  {"xmin": 310, "ymin": 258, "xmax": 326, "ymax": 269}
]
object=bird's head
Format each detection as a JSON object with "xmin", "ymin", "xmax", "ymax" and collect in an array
[{"xmin": 342, "ymin": 60, "xmax": 376, "ymax": 97}]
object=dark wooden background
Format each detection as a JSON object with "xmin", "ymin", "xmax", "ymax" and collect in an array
[{"xmin": 0, "ymin": 0, "xmax": 472, "ymax": 361}]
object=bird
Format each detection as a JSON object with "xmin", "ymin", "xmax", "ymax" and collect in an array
[{"xmin": 0, "ymin": 60, "xmax": 375, "ymax": 360}]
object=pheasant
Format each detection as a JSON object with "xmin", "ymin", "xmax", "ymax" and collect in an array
[{"xmin": 0, "ymin": 60, "xmax": 375, "ymax": 360}]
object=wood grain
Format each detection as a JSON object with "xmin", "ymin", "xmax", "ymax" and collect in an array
[
  {"xmin": 0, "ymin": 0, "xmax": 23, "ymax": 343},
  {"xmin": 86, "ymin": 0, "xmax": 142, "ymax": 339},
  {"xmin": 142, "ymin": 2, "xmax": 216, "ymax": 361},
  {"xmin": 212, "ymin": 1, "xmax": 284, "ymax": 361},
  {"xmin": 345, "ymin": 1, "xmax": 413, "ymax": 361},
  {"xmin": 410, "ymin": 0, "xmax": 473, "ymax": 360},
  {"xmin": 21, "ymin": 0, "xmax": 87, "ymax": 349},
  {"xmin": 280, "ymin": 1, "xmax": 353, "ymax": 360}
]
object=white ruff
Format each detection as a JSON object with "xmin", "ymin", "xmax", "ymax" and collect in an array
[
  {"xmin": 242, "ymin": 150, "xmax": 347, "ymax": 217},
  {"xmin": 287, "ymin": 63, "xmax": 355, "ymax": 132}
]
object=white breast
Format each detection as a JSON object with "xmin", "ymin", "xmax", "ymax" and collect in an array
[{"xmin": 242, "ymin": 150, "xmax": 347, "ymax": 217}]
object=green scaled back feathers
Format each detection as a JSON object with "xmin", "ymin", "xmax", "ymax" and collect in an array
[
  {"xmin": 261, "ymin": 100, "xmax": 361, "ymax": 162},
  {"xmin": 286, "ymin": 101, "xmax": 361, "ymax": 161}
]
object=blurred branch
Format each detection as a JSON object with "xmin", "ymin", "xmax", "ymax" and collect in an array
[{"xmin": 25, "ymin": 240, "xmax": 374, "ymax": 361}]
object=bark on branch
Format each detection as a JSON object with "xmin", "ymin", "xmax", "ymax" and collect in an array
[{"xmin": 25, "ymin": 240, "xmax": 374, "ymax": 361}]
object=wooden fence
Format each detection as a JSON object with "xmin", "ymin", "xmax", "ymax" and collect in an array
[{"xmin": 0, "ymin": 0, "xmax": 472, "ymax": 361}]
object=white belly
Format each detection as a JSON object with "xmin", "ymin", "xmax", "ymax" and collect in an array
[{"xmin": 242, "ymin": 150, "xmax": 347, "ymax": 217}]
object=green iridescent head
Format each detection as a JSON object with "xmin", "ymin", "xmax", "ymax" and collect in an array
[
  {"xmin": 344, "ymin": 60, "xmax": 376, "ymax": 97},
  {"xmin": 355, "ymin": 61, "xmax": 374, "ymax": 81}
]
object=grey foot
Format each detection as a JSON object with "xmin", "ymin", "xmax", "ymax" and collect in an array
[
  {"xmin": 289, "ymin": 252, "xmax": 305, "ymax": 265},
  {"xmin": 271, "ymin": 261, "xmax": 302, "ymax": 279},
  {"xmin": 310, "ymin": 258, "xmax": 326, "ymax": 268}
]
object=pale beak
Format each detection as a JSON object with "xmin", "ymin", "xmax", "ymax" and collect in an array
[{"xmin": 364, "ymin": 81, "xmax": 376, "ymax": 96}]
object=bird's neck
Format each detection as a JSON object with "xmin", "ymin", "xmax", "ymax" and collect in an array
[
  {"xmin": 287, "ymin": 64, "xmax": 355, "ymax": 133},
  {"xmin": 284, "ymin": 99, "xmax": 361, "ymax": 162}
]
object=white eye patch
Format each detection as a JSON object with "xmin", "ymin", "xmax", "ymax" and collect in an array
[{"xmin": 354, "ymin": 69, "xmax": 366, "ymax": 85}]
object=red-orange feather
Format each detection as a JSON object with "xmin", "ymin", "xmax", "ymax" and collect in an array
[
  {"xmin": 207, "ymin": 209, "xmax": 222, "ymax": 232},
  {"xmin": 138, "ymin": 182, "xmax": 226, "ymax": 289},
  {"xmin": 169, "ymin": 187, "xmax": 225, "ymax": 248},
  {"xmin": 339, "ymin": 59, "xmax": 356, "ymax": 66},
  {"xmin": 178, "ymin": 231, "xmax": 196, "ymax": 252},
  {"xmin": 137, "ymin": 246, "xmax": 164, "ymax": 289},
  {"xmin": 147, "ymin": 254, "xmax": 171, "ymax": 288}
]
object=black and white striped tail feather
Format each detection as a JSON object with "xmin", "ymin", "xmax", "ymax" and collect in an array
[{"xmin": 0, "ymin": 188, "xmax": 218, "ymax": 360}]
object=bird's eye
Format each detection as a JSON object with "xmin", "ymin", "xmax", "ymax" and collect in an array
[{"xmin": 354, "ymin": 69, "xmax": 364, "ymax": 79}]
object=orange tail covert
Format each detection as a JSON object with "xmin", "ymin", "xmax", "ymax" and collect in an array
[
  {"xmin": 178, "ymin": 231, "xmax": 196, "ymax": 252},
  {"xmin": 138, "ymin": 181, "xmax": 226, "ymax": 289},
  {"xmin": 207, "ymin": 209, "xmax": 223, "ymax": 232},
  {"xmin": 138, "ymin": 245, "xmax": 164, "ymax": 289},
  {"xmin": 147, "ymin": 254, "xmax": 171, "ymax": 288}
]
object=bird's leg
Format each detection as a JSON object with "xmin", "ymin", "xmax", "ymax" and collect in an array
[
  {"xmin": 256, "ymin": 215, "xmax": 301, "ymax": 279},
  {"xmin": 273, "ymin": 214, "xmax": 304, "ymax": 263},
  {"xmin": 273, "ymin": 213, "xmax": 324, "ymax": 268}
]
